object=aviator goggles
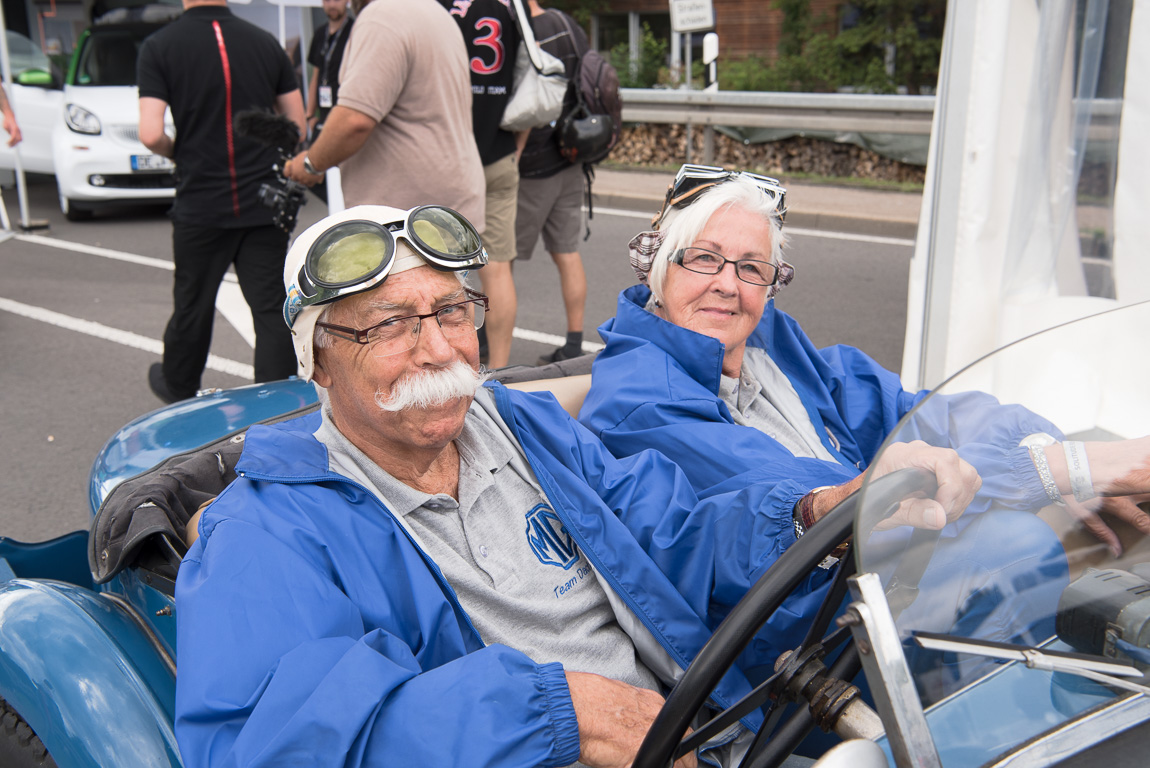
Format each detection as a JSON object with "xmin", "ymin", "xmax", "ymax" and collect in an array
[
  {"xmin": 651, "ymin": 164, "xmax": 788, "ymax": 230},
  {"xmin": 284, "ymin": 205, "xmax": 487, "ymax": 330}
]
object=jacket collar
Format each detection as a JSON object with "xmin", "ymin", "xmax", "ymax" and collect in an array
[
  {"xmin": 183, "ymin": 4, "xmax": 234, "ymax": 18},
  {"xmin": 606, "ymin": 285, "xmax": 779, "ymax": 394},
  {"xmin": 235, "ymin": 411, "xmax": 332, "ymax": 481}
]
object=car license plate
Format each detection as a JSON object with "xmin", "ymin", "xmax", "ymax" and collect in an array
[{"xmin": 131, "ymin": 154, "xmax": 174, "ymax": 171}]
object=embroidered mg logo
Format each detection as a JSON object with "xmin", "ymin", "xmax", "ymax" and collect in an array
[{"xmin": 525, "ymin": 503, "xmax": 579, "ymax": 569}]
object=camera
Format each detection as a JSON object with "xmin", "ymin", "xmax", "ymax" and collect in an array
[
  {"xmin": 257, "ymin": 174, "xmax": 308, "ymax": 234},
  {"xmin": 234, "ymin": 110, "xmax": 309, "ymax": 233}
]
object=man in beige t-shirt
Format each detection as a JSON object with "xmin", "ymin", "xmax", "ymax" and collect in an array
[{"xmin": 285, "ymin": 0, "xmax": 484, "ymax": 227}]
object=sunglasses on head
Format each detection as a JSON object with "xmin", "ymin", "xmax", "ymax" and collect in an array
[
  {"xmin": 284, "ymin": 205, "xmax": 487, "ymax": 329},
  {"xmin": 651, "ymin": 164, "xmax": 788, "ymax": 230}
]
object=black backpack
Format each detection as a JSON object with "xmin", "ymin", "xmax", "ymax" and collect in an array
[
  {"xmin": 556, "ymin": 20, "xmax": 622, "ymax": 165},
  {"xmin": 553, "ymin": 14, "xmax": 622, "ymax": 238}
]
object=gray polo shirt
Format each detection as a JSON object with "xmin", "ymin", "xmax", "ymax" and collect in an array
[
  {"xmin": 719, "ymin": 347, "xmax": 837, "ymax": 462},
  {"xmin": 314, "ymin": 387, "xmax": 661, "ymax": 694}
]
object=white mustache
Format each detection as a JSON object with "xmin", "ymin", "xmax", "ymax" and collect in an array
[{"xmin": 374, "ymin": 361, "xmax": 488, "ymax": 412}]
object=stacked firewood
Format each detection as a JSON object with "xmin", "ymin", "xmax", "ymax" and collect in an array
[{"xmin": 607, "ymin": 124, "xmax": 927, "ymax": 185}]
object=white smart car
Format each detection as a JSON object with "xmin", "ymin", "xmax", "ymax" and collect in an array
[{"xmin": 51, "ymin": 19, "xmax": 178, "ymax": 220}]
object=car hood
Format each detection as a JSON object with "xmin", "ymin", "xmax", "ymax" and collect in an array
[{"xmin": 63, "ymin": 84, "xmax": 141, "ymax": 117}]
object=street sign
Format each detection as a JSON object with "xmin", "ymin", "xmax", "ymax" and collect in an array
[{"xmin": 669, "ymin": 0, "xmax": 714, "ymax": 34}]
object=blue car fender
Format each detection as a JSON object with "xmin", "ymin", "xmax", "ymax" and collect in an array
[{"xmin": 0, "ymin": 578, "xmax": 182, "ymax": 768}]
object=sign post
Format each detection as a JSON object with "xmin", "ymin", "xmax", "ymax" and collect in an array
[{"xmin": 669, "ymin": 0, "xmax": 715, "ymax": 162}]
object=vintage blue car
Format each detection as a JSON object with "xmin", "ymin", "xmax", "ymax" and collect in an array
[{"xmin": 3, "ymin": 300, "xmax": 1150, "ymax": 768}]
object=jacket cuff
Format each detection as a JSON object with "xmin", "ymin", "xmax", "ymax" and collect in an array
[
  {"xmin": 1008, "ymin": 446, "xmax": 1053, "ymax": 508},
  {"xmin": 540, "ymin": 662, "xmax": 582, "ymax": 766},
  {"xmin": 783, "ymin": 489, "xmax": 808, "ymax": 546}
]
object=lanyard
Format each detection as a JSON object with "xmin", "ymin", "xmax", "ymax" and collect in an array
[{"xmin": 319, "ymin": 22, "xmax": 346, "ymax": 85}]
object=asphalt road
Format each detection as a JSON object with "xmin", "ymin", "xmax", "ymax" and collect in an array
[{"xmin": 0, "ymin": 173, "xmax": 915, "ymax": 542}]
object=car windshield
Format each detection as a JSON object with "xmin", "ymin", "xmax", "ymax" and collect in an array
[
  {"xmin": 5, "ymin": 30, "xmax": 52, "ymax": 75},
  {"xmin": 74, "ymin": 26, "xmax": 159, "ymax": 86},
  {"xmin": 852, "ymin": 300, "xmax": 1150, "ymax": 766}
]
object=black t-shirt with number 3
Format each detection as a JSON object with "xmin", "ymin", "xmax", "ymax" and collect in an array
[{"xmin": 439, "ymin": 0, "xmax": 522, "ymax": 166}]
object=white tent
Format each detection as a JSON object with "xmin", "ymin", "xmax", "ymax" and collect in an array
[{"xmin": 902, "ymin": 0, "xmax": 1145, "ymax": 423}]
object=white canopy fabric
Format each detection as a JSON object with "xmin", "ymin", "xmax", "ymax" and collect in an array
[{"xmin": 902, "ymin": 0, "xmax": 1137, "ymax": 412}]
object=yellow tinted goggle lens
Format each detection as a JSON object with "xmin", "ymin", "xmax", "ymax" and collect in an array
[
  {"xmin": 410, "ymin": 207, "xmax": 482, "ymax": 258},
  {"xmin": 313, "ymin": 231, "xmax": 389, "ymax": 284}
]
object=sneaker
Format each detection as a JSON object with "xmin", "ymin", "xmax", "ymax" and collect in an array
[
  {"xmin": 536, "ymin": 346, "xmax": 583, "ymax": 367},
  {"xmin": 148, "ymin": 363, "xmax": 190, "ymax": 404}
]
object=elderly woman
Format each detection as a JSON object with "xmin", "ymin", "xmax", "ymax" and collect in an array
[{"xmin": 578, "ymin": 165, "xmax": 1150, "ymax": 695}]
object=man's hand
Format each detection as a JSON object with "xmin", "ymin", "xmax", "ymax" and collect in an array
[
  {"xmin": 3, "ymin": 110, "xmax": 21, "ymax": 146},
  {"xmin": 566, "ymin": 671, "xmax": 696, "ymax": 768},
  {"xmin": 284, "ymin": 104, "xmax": 375, "ymax": 186},
  {"xmin": 285, "ymin": 151, "xmax": 324, "ymax": 186},
  {"xmin": 869, "ymin": 440, "xmax": 982, "ymax": 531}
]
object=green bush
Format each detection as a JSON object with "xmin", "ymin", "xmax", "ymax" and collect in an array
[
  {"xmin": 609, "ymin": 22, "xmax": 668, "ymax": 89},
  {"xmin": 721, "ymin": 0, "xmax": 944, "ymax": 94}
]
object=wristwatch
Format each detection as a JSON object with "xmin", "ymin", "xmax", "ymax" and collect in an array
[{"xmin": 302, "ymin": 154, "xmax": 321, "ymax": 176}]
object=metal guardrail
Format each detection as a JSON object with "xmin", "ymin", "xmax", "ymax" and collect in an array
[
  {"xmin": 619, "ymin": 89, "xmax": 937, "ymax": 135},
  {"xmin": 619, "ymin": 90, "xmax": 1124, "ymax": 143}
]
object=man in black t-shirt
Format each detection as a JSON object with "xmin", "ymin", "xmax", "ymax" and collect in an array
[
  {"xmin": 137, "ymin": 0, "xmax": 307, "ymax": 403},
  {"xmin": 306, "ymin": 0, "xmax": 353, "ymax": 140},
  {"xmin": 516, "ymin": 0, "xmax": 589, "ymax": 365},
  {"xmin": 439, "ymin": 0, "xmax": 523, "ymax": 367}
]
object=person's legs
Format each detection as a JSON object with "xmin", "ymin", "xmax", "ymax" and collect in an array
[
  {"xmin": 515, "ymin": 174, "xmax": 558, "ymax": 263},
  {"xmin": 160, "ymin": 222, "xmax": 235, "ymax": 398},
  {"xmin": 539, "ymin": 163, "xmax": 587, "ymax": 362},
  {"xmin": 232, "ymin": 224, "xmax": 297, "ymax": 383},
  {"xmin": 479, "ymin": 153, "xmax": 520, "ymax": 368},
  {"xmin": 551, "ymin": 251, "xmax": 585, "ymax": 337}
]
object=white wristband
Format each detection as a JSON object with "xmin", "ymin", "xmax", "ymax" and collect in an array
[{"xmin": 1063, "ymin": 441, "xmax": 1095, "ymax": 503}]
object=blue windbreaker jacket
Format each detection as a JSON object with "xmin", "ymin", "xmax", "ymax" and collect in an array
[{"xmin": 175, "ymin": 384, "xmax": 815, "ymax": 768}]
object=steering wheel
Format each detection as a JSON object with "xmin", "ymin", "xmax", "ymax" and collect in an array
[{"xmin": 631, "ymin": 467, "xmax": 940, "ymax": 768}]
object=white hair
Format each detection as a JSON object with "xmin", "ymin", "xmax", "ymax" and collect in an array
[
  {"xmin": 374, "ymin": 360, "xmax": 489, "ymax": 412},
  {"xmin": 647, "ymin": 176, "xmax": 787, "ymax": 307}
]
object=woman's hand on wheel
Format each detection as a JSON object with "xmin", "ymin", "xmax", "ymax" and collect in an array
[{"xmin": 870, "ymin": 441, "xmax": 981, "ymax": 531}]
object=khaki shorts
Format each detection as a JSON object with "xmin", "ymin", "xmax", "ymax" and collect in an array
[
  {"xmin": 515, "ymin": 163, "xmax": 584, "ymax": 261},
  {"xmin": 481, "ymin": 153, "xmax": 520, "ymax": 263}
]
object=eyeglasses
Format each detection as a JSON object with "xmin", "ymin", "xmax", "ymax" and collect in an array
[
  {"xmin": 284, "ymin": 205, "xmax": 487, "ymax": 329},
  {"xmin": 652, "ymin": 164, "xmax": 787, "ymax": 230},
  {"xmin": 315, "ymin": 288, "xmax": 489, "ymax": 357},
  {"xmin": 672, "ymin": 247, "xmax": 794, "ymax": 288}
]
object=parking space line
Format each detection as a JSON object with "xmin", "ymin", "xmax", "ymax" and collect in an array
[{"xmin": 0, "ymin": 296, "xmax": 254, "ymax": 380}]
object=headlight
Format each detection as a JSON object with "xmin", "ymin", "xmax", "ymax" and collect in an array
[{"xmin": 65, "ymin": 104, "xmax": 101, "ymax": 135}]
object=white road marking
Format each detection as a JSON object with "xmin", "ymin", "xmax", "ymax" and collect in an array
[
  {"xmin": 591, "ymin": 206, "xmax": 916, "ymax": 247},
  {"xmin": 784, "ymin": 227, "xmax": 916, "ymax": 247},
  {"xmin": 513, "ymin": 327, "xmax": 604, "ymax": 353},
  {"xmin": 10, "ymin": 233, "xmax": 607, "ymax": 354},
  {"xmin": 215, "ymin": 280, "xmax": 256, "ymax": 347},
  {"xmin": 0, "ymin": 296, "xmax": 254, "ymax": 379},
  {"xmin": 9, "ymin": 219, "xmax": 903, "ymax": 361},
  {"xmin": 14, "ymin": 233, "xmax": 239, "ymax": 283}
]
